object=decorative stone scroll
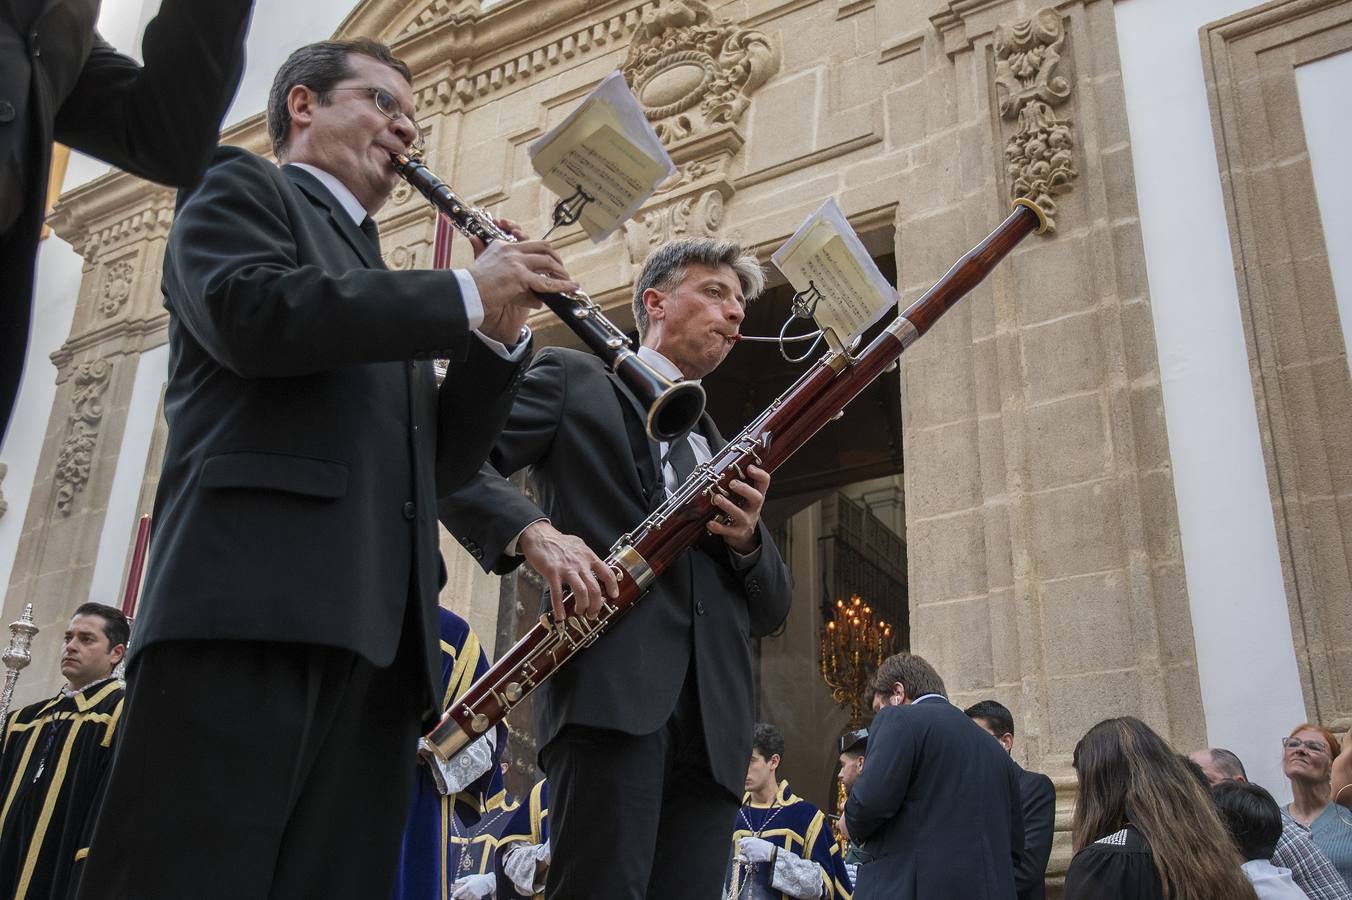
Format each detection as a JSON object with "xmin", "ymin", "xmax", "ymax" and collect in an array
[
  {"xmin": 624, "ymin": 188, "xmax": 724, "ymax": 264},
  {"xmin": 54, "ymin": 359, "xmax": 112, "ymax": 515},
  {"xmin": 98, "ymin": 258, "xmax": 135, "ymax": 318},
  {"xmin": 994, "ymin": 8, "xmax": 1076, "ymax": 234},
  {"xmin": 621, "ymin": 0, "xmax": 778, "ymax": 145}
]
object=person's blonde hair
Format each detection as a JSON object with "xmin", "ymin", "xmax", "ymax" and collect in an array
[{"xmin": 1072, "ymin": 717, "xmax": 1256, "ymax": 900}]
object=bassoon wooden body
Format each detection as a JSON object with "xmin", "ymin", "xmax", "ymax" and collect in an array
[{"xmin": 426, "ymin": 199, "xmax": 1048, "ymax": 760}]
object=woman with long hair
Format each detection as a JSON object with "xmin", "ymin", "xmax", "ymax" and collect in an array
[
  {"xmin": 1282, "ymin": 722, "xmax": 1352, "ymax": 888},
  {"xmin": 1065, "ymin": 717, "xmax": 1257, "ymax": 900}
]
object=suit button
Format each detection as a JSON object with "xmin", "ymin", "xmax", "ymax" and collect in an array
[
  {"xmin": 402, "ymin": 501, "xmax": 416, "ymax": 520},
  {"xmin": 695, "ymin": 600, "xmax": 706, "ymax": 616},
  {"xmin": 30, "ymin": 32, "xmax": 39, "ymax": 57},
  {"xmin": 0, "ymin": 101, "xmax": 13, "ymax": 123}
]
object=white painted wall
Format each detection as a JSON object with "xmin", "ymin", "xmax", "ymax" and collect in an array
[
  {"xmin": 1297, "ymin": 50, "xmax": 1352, "ymax": 381},
  {"xmin": 1116, "ymin": 0, "xmax": 1307, "ymax": 801}
]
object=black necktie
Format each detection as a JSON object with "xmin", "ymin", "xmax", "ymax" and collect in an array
[{"xmin": 359, "ymin": 216, "xmax": 381, "ymax": 254}]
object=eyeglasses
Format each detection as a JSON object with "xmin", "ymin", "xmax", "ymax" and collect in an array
[
  {"xmin": 1281, "ymin": 737, "xmax": 1330, "ymax": 755},
  {"xmin": 327, "ymin": 86, "xmax": 425, "ymax": 152}
]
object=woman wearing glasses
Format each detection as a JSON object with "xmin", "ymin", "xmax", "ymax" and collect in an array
[{"xmin": 1283, "ymin": 724, "xmax": 1352, "ymax": 890}]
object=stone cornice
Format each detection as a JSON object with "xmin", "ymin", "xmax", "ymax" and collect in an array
[
  {"xmin": 48, "ymin": 175, "xmax": 177, "ymax": 267},
  {"xmin": 48, "ymin": 115, "xmax": 273, "ymax": 268},
  {"xmin": 930, "ymin": 0, "xmax": 1079, "ymax": 58},
  {"xmin": 50, "ymin": 315, "xmax": 169, "ymax": 374},
  {"xmin": 336, "ymin": 0, "xmax": 658, "ymax": 108},
  {"xmin": 446, "ymin": 2, "xmax": 657, "ymax": 104}
]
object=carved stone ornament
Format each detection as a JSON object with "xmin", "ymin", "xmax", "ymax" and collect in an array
[
  {"xmin": 624, "ymin": 188, "xmax": 724, "ymax": 265},
  {"xmin": 54, "ymin": 359, "xmax": 112, "ymax": 515},
  {"xmin": 622, "ymin": 0, "xmax": 778, "ymax": 146},
  {"xmin": 994, "ymin": 8, "xmax": 1077, "ymax": 234},
  {"xmin": 98, "ymin": 258, "xmax": 135, "ymax": 318},
  {"xmin": 387, "ymin": 244, "xmax": 417, "ymax": 271}
]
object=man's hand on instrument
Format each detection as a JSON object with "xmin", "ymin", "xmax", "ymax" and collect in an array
[
  {"xmin": 469, "ymin": 222, "xmax": 576, "ymax": 345},
  {"xmin": 517, "ymin": 520, "xmax": 619, "ymax": 622},
  {"xmin": 706, "ymin": 464, "xmax": 770, "ymax": 556}
]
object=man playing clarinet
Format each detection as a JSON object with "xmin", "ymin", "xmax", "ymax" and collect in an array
[
  {"xmin": 441, "ymin": 237, "xmax": 793, "ymax": 899},
  {"xmin": 77, "ymin": 38, "xmax": 575, "ymax": 900}
]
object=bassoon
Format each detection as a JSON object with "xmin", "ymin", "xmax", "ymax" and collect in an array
[{"xmin": 425, "ymin": 198, "xmax": 1049, "ymax": 760}]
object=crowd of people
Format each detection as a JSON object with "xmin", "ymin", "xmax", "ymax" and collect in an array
[
  {"xmin": 2, "ymin": 7, "xmax": 1352, "ymax": 900},
  {"xmin": 7, "ymin": 603, "xmax": 1352, "ymax": 900}
]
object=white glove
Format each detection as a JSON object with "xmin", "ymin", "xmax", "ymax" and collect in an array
[
  {"xmin": 738, "ymin": 836, "xmax": 777, "ymax": 864},
  {"xmin": 451, "ymin": 872, "xmax": 496, "ymax": 899}
]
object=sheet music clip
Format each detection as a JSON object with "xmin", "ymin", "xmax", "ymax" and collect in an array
[
  {"xmin": 542, "ymin": 184, "xmax": 595, "ymax": 239},
  {"xmin": 791, "ymin": 280, "xmax": 823, "ymax": 319}
]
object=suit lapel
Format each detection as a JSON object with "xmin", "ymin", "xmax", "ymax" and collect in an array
[
  {"xmin": 284, "ymin": 166, "xmax": 385, "ymax": 270},
  {"xmin": 604, "ymin": 371, "xmax": 661, "ymax": 506}
]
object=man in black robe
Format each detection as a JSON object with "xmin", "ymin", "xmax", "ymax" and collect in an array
[{"xmin": 0, "ymin": 602, "xmax": 128, "ymax": 900}]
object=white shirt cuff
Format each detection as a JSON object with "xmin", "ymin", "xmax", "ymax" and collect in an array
[
  {"xmin": 457, "ymin": 269, "xmax": 484, "ymax": 330},
  {"xmin": 458, "ymin": 269, "xmax": 531, "ymax": 359}
]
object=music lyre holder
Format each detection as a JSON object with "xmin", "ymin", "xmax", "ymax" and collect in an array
[
  {"xmin": 737, "ymin": 279, "xmax": 832, "ymax": 363},
  {"xmin": 541, "ymin": 184, "xmax": 595, "ymax": 239}
]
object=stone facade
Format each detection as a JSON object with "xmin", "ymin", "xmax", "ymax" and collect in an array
[{"xmin": 5, "ymin": 0, "xmax": 1351, "ymax": 894}]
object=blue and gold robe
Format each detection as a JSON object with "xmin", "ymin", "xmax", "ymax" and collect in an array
[
  {"xmin": 392, "ymin": 608, "xmax": 506, "ymax": 899},
  {"xmin": 494, "ymin": 779, "xmax": 549, "ymax": 899},
  {"xmin": 728, "ymin": 781, "xmax": 853, "ymax": 900}
]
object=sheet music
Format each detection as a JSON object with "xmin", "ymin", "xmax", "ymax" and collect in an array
[
  {"xmin": 529, "ymin": 71, "xmax": 675, "ymax": 241},
  {"xmin": 772, "ymin": 198, "xmax": 898, "ymax": 347}
]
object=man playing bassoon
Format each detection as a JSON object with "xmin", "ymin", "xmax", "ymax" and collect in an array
[{"xmin": 441, "ymin": 237, "xmax": 792, "ymax": 899}]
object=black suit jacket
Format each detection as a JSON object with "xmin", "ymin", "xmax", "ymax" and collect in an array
[
  {"xmin": 845, "ymin": 697, "xmax": 1025, "ymax": 900},
  {"xmin": 0, "ymin": 0, "xmax": 252, "ymax": 440},
  {"xmin": 439, "ymin": 346, "xmax": 792, "ymax": 795},
  {"xmin": 1016, "ymin": 765, "xmax": 1056, "ymax": 900},
  {"xmin": 135, "ymin": 146, "xmax": 526, "ymax": 723}
]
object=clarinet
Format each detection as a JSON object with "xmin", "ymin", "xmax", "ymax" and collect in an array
[
  {"xmin": 390, "ymin": 151, "xmax": 706, "ymax": 443},
  {"xmin": 425, "ymin": 199, "xmax": 1048, "ymax": 760}
]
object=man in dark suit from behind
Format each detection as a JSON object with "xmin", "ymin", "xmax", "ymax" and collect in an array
[
  {"xmin": 76, "ymin": 39, "xmax": 577, "ymax": 900},
  {"xmin": 440, "ymin": 237, "xmax": 793, "ymax": 899},
  {"xmin": 0, "ymin": 0, "xmax": 256, "ymax": 441},
  {"xmin": 966, "ymin": 699, "xmax": 1057, "ymax": 900},
  {"xmin": 842, "ymin": 652, "xmax": 1024, "ymax": 900}
]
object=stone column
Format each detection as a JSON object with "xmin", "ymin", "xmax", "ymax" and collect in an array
[{"xmin": 913, "ymin": 0, "xmax": 1199, "ymax": 774}]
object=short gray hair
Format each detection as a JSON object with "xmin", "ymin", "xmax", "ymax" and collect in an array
[{"xmin": 632, "ymin": 238, "xmax": 765, "ymax": 338}]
